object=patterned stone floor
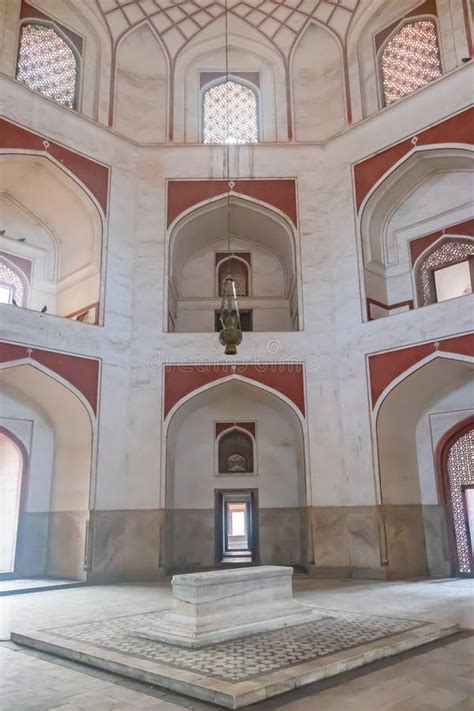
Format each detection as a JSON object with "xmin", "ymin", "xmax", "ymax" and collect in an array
[{"xmin": 47, "ymin": 609, "xmax": 424, "ymax": 683}]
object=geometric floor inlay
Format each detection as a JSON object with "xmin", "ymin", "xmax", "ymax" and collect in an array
[{"xmin": 48, "ymin": 609, "xmax": 425, "ymax": 683}]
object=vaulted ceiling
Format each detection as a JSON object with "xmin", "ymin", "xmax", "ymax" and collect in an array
[{"xmin": 96, "ymin": 0, "xmax": 360, "ymax": 59}]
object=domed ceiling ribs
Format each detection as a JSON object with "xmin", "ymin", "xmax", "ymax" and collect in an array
[
  {"xmin": 96, "ymin": 0, "xmax": 359, "ymax": 136},
  {"xmin": 96, "ymin": 0, "xmax": 359, "ymax": 57}
]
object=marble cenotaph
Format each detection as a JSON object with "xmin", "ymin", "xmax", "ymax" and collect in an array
[{"xmin": 135, "ymin": 565, "xmax": 318, "ymax": 647}]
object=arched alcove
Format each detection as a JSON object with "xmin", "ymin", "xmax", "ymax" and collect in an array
[
  {"xmin": 167, "ymin": 194, "xmax": 300, "ymax": 332},
  {"xmin": 114, "ymin": 22, "xmax": 168, "ymax": 143},
  {"xmin": 0, "ymin": 362, "xmax": 94, "ymax": 580},
  {"xmin": 7, "ymin": 0, "xmax": 111, "ymax": 123},
  {"xmin": 346, "ymin": 0, "xmax": 463, "ymax": 121},
  {"xmin": 291, "ymin": 22, "xmax": 346, "ymax": 141},
  {"xmin": 164, "ymin": 378, "xmax": 307, "ymax": 572},
  {"xmin": 376, "ymin": 354, "xmax": 473, "ymax": 578},
  {"xmin": 173, "ymin": 29, "xmax": 287, "ymax": 143},
  {"xmin": 217, "ymin": 426, "xmax": 255, "ymax": 474},
  {"xmin": 0, "ymin": 153, "xmax": 104, "ymax": 323},
  {"xmin": 360, "ymin": 146, "xmax": 474, "ymax": 319}
]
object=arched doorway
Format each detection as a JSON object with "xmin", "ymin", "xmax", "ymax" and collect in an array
[
  {"xmin": 438, "ymin": 417, "xmax": 474, "ymax": 577},
  {"xmin": 0, "ymin": 361, "xmax": 94, "ymax": 581},
  {"xmin": 375, "ymin": 353, "xmax": 473, "ymax": 578},
  {"xmin": 0, "ymin": 429, "xmax": 27, "ymax": 576},
  {"xmin": 164, "ymin": 377, "xmax": 307, "ymax": 573}
]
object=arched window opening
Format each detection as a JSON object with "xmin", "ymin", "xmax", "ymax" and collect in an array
[
  {"xmin": 0, "ymin": 258, "xmax": 27, "ymax": 306},
  {"xmin": 218, "ymin": 257, "xmax": 249, "ymax": 297},
  {"xmin": 381, "ymin": 20, "xmax": 442, "ymax": 106},
  {"xmin": 202, "ymin": 80, "xmax": 259, "ymax": 144},
  {"xmin": 16, "ymin": 23, "xmax": 79, "ymax": 108},
  {"xmin": 415, "ymin": 238, "xmax": 474, "ymax": 306},
  {"xmin": 0, "ymin": 432, "xmax": 24, "ymax": 574},
  {"xmin": 218, "ymin": 428, "xmax": 254, "ymax": 474},
  {"xmin": 445, "ymin": 426, "xmax": 474, "ymax": 575}
]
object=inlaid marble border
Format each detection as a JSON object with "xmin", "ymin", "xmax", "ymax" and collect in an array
[{"xmin": 11, "ymin": 609, "xmax": 459, "ymax": 709}]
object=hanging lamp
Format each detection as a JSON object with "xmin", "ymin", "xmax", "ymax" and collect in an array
[{"xmin": 218, "ymin": 0, "xmax": 242, "ymax": 356}]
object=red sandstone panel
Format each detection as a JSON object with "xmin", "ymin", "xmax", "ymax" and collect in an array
[
  {"xmin": 409, "ymin": 219, "xmax": 474, "ymax": 264},
  {"xmin": 164, "ymin": 363, "xmax": 305, "ymax": 417},
  {"xmin": 354, "ymin": 108, "xmax": 474, "ymax": 210},
  {"xmin": 374, "ymin": 0, "xmax": 438, "ymax": 52},
  {"xmin": 167, "ymin": 179, "xmax": 297, "ymax": 226},
  {"xmin": 369, "ymin": 333, "xmax": 474, "ymax": 407},
  {"xmin": 215, "ymin": 252, "xmax": 251, "ymax": 266},
  {"xmin": 0, "ymin": 119, "xmax": 109, "ymax": 214},
  {"xmin": 0, "ymin": 341, "xmax": 100, "ymax": 413},
  {"xmin": 20, "ymin": 0, "xmax": 84, "ymax": 52},
  {"xmin": 215, "ymin": 421, "xmax": 256, "ymax": 436}
]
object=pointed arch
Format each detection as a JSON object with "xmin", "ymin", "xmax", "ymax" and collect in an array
[
  {"xmin": 217, "ymin": 425, "xmax": 255, "ymax": 474},
  {"xmin": 378, "ymin": 16, "xmax": 442, "ymax": 106},
  {"xmin": 290, "ymin": 19, "xmax": 346, "ymax": 141},
  {"xmin": 216, "ymin": 255, "xmax": 250, "ymax": 297},
  {"xmin": 16, "ymin": 19, "xmax": 81, "ymax": 109},
  {"xmin": 0, "ymin": 255, "xmax": 29, "ymax": 307},
  {"xmin": 201, "ymin": 76, "xmax": 260, "ymax": 144},
  {"xmin": 113, "ymin": 20, "xmax": 169, "ymax": 142},
  {"xmin": 165, "ymin": 192, "xmax": 302, "ymax": 333},
  {"xmin": 0, "ymin": 150, "xmax": 105, "ymax": 320},
  {"xmin": 0, "ymin": 359, "xmax": 97, "ymax": 579}
]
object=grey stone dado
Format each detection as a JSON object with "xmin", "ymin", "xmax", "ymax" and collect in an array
[
  {"xmin": 382, "ymin": 505, "xmax": 429, "ymax": 579},
  {"xmin": 309, "ymin": 505, "xmax": 455, "ymax": 580},
  {"xmin": 422, "ymin": 505, "xmax": 452, "ymax": 577},
  {"xmin": 85, "ymin": 505, "xmax": 455, "ymax": 582},
  {"xmin": 258, "ymin": 508, "xmax": 307, "ymax": 567},
  {"xmin": 14, "ymin": 512, "xmax": 49, "ymax": 577},
  {"xmin": 88, "ymin": 510, "xmax": 165, "ymax": 583},
  {"xmin": 165, "ymin": 509, "xmax": 216, "ymax": 573},
  {"xmin": 309, "ymin": 506, "xmax": 383, "ymax": 577},
  {"xmin": 47, "ymin": 511, "xmax": 88, "ymax": 581},
  {"xmin": 165, "ymin": 507, "xmax": 308, "ymax": 573}
]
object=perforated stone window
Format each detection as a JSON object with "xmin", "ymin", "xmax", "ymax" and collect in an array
[
  {"xmin": 218, "ymin": 257, "xmax": 249, "ymax": 297},
  {"xmin": 415, "ymin": 238, "xmax": 474, "ymax": 306},
  {"xmin": 203, "ymin": 80, "xmax": 258, "ymax": 144},
  {"xmin": 0, "ymin": 259, "xmax": 26, "ymax": 306},
  {"xmin": 381, "ymin": 20, "xmax": 442, "ymax": 105},
  {"xmin": 447, "ymin": 427, "xmax": 474, "ymax": 574},
  {"xmin": 16, "ymin": 23, "xmax": 79, "ymax": 108},
  {"xmin": 218, "ymin": 429, "xmax": 254, "ymax": 474}
]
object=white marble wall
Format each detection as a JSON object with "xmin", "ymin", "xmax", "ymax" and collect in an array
[{"xmin": 0, "ymin": 2, "xmax": 472, "ymax": 578}]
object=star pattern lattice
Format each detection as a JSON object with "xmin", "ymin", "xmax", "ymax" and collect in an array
[{"xmin": 96, "ymin": 0, "xmax": 360, "ymax": 58}]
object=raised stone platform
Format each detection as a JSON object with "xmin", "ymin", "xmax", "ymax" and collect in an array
[
  {"xmin": 11, "ymin": 610, "xmax": 459, "ymax": 708},
  {"xmin": 136, "ymin": 565, "xmax": 318, "ymax": 648}
]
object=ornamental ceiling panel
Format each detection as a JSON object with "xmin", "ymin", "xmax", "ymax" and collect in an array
[{"xmin": 96, "ymin": 0, "xmax": 361, "ymax": 59}]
